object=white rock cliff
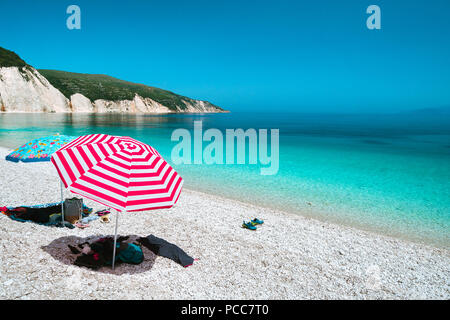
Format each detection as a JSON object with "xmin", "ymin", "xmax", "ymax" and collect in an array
[{"xmin": 0, "ymin": 67, "xmax": 70, "ymax": 112}]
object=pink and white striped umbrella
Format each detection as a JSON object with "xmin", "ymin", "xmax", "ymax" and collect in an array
[{"xmin": 51, "ymin": 134, "xmax": 183, "ymax": 212}]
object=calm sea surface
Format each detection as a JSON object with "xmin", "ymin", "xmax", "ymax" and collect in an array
[{"xmin": 0, "ymin": 112, "xmax": 449, "ymax": 247}]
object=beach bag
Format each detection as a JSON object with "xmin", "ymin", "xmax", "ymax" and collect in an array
[
  {"xmin": 117, "ymin": 243, "xmax": 144, "ymax": 264},
  {"xmin": 63, "ymin": 197, "xmax": 83, "ymax": 223}
]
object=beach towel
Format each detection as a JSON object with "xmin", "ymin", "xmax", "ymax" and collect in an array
[
  {"xmin": 1, "ymin": 201, "xmax": 92, "ymax": 228},
  {"xmin": 137, "ymin": 234, "xmax": 194, "ymax": 267},
  {"xmin": 7, "ymin": 205, "xmax": 62, "ymax": 223}
]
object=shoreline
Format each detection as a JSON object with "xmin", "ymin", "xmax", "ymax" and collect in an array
[
  {"xmin": 0, "ymin": 146, "xmax": 448, "ymax": 299},
  {"xmin": 0, "ymin": 144, "xmax": 444, "ymax": 250},
  {"xmin": 1, "ymin": 144, "xmax": 444, "ymax": 250}
]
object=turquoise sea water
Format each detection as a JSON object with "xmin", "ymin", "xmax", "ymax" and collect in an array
[{"xmin": 0, "ymin": 112, "xmax": 449, "ymax": 247}]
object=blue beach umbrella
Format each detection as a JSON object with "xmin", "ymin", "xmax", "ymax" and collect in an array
[
  {"xmin": 5, "ymin": 134, "xmax": 78, "ymax": 163},
  {"xmin": 5, "ymin": 134, "xmax": 79, "ymax": 225}
]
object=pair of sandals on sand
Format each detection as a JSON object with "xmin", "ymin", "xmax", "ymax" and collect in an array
[{"xmin": 242, "ymin": 218, "xmax": 264, "ymax": 231}]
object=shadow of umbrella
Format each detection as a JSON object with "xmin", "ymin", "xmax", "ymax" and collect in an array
[{"xmin": 41, "ymin": 234, "xmax": 157, "ymax": 275}]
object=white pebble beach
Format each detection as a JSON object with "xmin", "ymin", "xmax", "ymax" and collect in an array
[{"xmin": 0, "ymin": 146, "xmax": 448, "ymax": 300}]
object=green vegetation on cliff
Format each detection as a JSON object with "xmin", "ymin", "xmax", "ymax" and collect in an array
[
  {"xmin": 0, "ymin": 47, "xmax": 28, "ymax": 68},
  {"xmin": 38, "ymin": 70, "xmax": 222, "ymax": 112}
]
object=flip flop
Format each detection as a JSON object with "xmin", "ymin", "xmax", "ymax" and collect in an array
[
  {"xmin": 95, "ymin": 209, "xmax": 111, "ymax": 216},
  {"xmin": 242, "ymin": 221, "xmax": 257, "ymax": 230},
  {"xmin": 75, "ymin": 222, "xmax": 89, "ymax": 229},
  {"xmin": 250, "ymin": 218, "xmax": 264, "ymax": 226}
]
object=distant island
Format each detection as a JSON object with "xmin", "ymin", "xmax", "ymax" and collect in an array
[{"xmin": 0, "ymin": 46, "xmax": 226, "ymax": 113}]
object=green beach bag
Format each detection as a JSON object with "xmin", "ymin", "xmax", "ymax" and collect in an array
[{"xmin": 117, "ymin": 243, "xmax": 144, "ymax": 264}]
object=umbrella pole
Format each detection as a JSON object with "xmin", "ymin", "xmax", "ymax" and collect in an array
[
  {"xmin": 112, "ymin": 210, "xmax": 120, "ymax": 270},
  {"xmin": 60, "ymin": 180, "xmax": 65, "ymax": 228}
]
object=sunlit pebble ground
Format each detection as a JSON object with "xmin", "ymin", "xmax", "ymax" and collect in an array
[{"xmin": 0, "ymin": 147, "xmax": 448, "ymax": 300}]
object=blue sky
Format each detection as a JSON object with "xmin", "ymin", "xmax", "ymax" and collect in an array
[{"xmin": 1, "ymin": 0, "xmax": 450, "ymax": 113}]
